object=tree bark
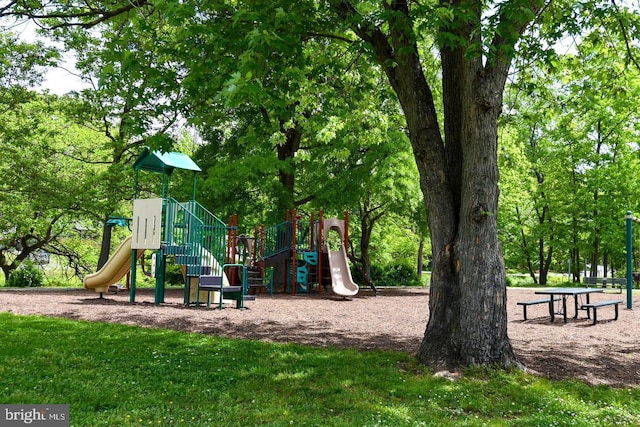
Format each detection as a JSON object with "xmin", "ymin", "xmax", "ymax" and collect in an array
[
  {"xmin": 0, "ymin": 252, "xmax": 9, "ymax": 282},
  {"xmin": 538, "ymin": 204, "xmax": 553, "ymax": 286},
  {"xmin": 97, "ymin": 218, "xmax": 113, "ymax": 270},
  {"xmin": 358, "ymin": 197, "xmax": 385, "ymax": 282},
  {"xmin": 359, "ymin": 215, "xmax": 373, "ymax": 281},
  {"xmin": 276, "ymin": 123, "xmax": 302, "ymax": 216},
  {"xmin": 417, "ymin": 238, "xmax": 424, "ymax": 276},
  {"xmin": 335, "ymin": 0, "xmax": 523, "ymax": 370},
  {"xmin": 571, "ymin": 215, "xmax": 581, "ymax": 282}
]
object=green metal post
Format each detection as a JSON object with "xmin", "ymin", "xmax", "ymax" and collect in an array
[
  {"xmin": 129, "ymin": 249, "xmax": 137, "ymax": 303},
  {"xmin": 155, "ymin": 248, "xmax": 165, "ymax": 305},
  {"xmin": 183, "ymin": 275, "xmax": 189, "ymax": 305},
  {"xmin": 165, "ymin": 173, "xmax": 171, "ymax": 199},
  {"xmin": 134, "ymin": 170, "xmax": 139, "ymax": 199},
  {"xmin": 625, "ymin": 211, "xmax": 634, "ymax": 309},
  {"xmin": 192, "ymin": 171, "xmax": 197, "ymax": 201},
  {"xmin": 161, "ymin": 172, "xmax": 167, "ymax": 199}
]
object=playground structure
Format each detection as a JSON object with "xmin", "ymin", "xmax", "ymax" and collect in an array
[
  {"xmin": 84, "ymin": 149, "xmax": 256, "ymax": 307},
  {"xmin": 247, "ymin": 210, "xmax": 361, "ymax": 297},
  {"xmin": 83, "ymin": 148, "xmax": 362, "ymax": 306}
]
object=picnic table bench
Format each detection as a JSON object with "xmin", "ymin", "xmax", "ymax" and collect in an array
[
  {"xmin": 580, "ymin": 300, "xmax": 623, "ymax": 325},
  {"xmin": 534, "ymin": 288, "xmax": 604, "ymax": 323},
  {"xmin": 517, "ymin": 297, "xmax": 560, "ymax": 320},
  {"xmin": 518, "ymin": 287, "xmax": 623, "ymax": 324}
]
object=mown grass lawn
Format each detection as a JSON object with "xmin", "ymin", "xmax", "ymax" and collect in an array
[{"xmin": 0, "ymin": 312, "xmax": 638, "ymax": 426}]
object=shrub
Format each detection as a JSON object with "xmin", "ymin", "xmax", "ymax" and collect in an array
[
  {"xmin": 370, "ymin": 262, "xmax": 421, "ymax": 287},
  {"xmin": 165, "ymin": 259, "xmax": 185, "ymax": 286},
  {"xmin": 7, "ymin": 261, "xmax": 45, "ymax": 288},
  {"xmin": 505, "ymin": 274, "xmax": 536, "ymax": 287},
  {"xmin": 369, "ymin": 265, "xmax": 386, "ymax": 284}
]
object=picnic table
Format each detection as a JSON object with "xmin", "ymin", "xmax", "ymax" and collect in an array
[{"xmin": 534, "ymin": 288, "xmax": 604, "ymax": 323}]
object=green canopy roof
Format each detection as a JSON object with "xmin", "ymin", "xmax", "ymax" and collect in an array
[{"xmin": 133, "ymin": 148, "xmax": 201, "ymax": 174}]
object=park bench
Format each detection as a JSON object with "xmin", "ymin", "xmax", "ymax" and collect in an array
[
  {"xmin": 197, "ymin": 275, "xmax": 255, "ymax": 310},
  {"xmin": 580, "ymin": 300, "xmax": 622, "ymax": 325},
  {"xmin": 584, "ymin": 277, "xmax": 625, "ymax": 293},
  {"xmin": 608, "ymin": 278, "xmax": 626, "ymax": 293},
  {"xmin": 583, "ymin": 277, "xmax": 604, "ymax": 287},
  {"xmin": 517, "ymin": 297, "xmax": 560, "ymax": 320}
]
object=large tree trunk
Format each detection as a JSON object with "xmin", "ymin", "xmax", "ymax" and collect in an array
[
  {"xmin": 414, "ymin": 9, "xmax": 516, "ymax": 370},
  {"xmin": 276, "ymin": 124, "xmax": 301, "ymax": 216},
  {"xmin": 415, "ymin": 46, "xmax": 517, "ymax": 368},
  {"xmin": 336, "ymin": 0, "xmax": 522, "ymax": 370}
]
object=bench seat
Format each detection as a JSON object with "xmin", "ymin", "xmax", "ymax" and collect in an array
[
  {"xmin": 517, "ymin": 297, "xmax": 560, "ymax": 320},
  {"xmin": 198, "ymin": 276, "xmax": 254, "ymax": 309},
  {"xmin": 580, "ymin": 300, "xmax": 622, "ymax": 325}
]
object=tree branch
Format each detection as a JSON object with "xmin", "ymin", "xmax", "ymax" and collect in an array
[
  {"xmin": 9, "ymin": 0, "xmax": 151, "ymax": 29},
  {"xmin": 295, "ymin": 194, "xmax": 316, "ymax": 206},
  {"xmin": 304, "ymin": 31, "xmax": 355, "ymax": 44},
  {"xmin": 0, "ymin": 1, "xmax": 19, "ymax": 16},
  {"xmin": 487, "ymin": 0, "xmax": 551, "ymax": 77},
  {"xmin": 331, "ymin": 1, "xmax": 395, "ymax": 72},
  {"xmin": 610, "ymin": 0, "xmax": 640, "ymax": 72}
]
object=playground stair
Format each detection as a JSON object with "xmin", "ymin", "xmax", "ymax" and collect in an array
[
  {"xmin": 174, "ymin": 255, "xmax": 212, "ymax": 276},
  {"xmin": 162, "ymin": 199, "xmax": 258, "ymax": 307},
  {"xmin": 246, "ymin": 266, "xmax": 272, "ymax": 295}
]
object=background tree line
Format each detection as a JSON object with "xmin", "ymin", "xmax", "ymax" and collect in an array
[{"xmin": 2, "ymin": 7, "xmax": 638, "ymax": 285}]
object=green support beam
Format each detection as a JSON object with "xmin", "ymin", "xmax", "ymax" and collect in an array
[
  {"xmin": 129, "ymin": 249, "xmax": 137, "ymax": 303},
  {"xmin": 625, "ymin": 211, "xmax": 635, "ymax": 310}
]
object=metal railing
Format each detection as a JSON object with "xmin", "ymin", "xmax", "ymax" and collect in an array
[
  {"xmin": 261, "ymin": 220, "xmax": 293, "ymax": 259},
  {"xmin": 259, "ymin": 218, "xmax": 317, "ymax": 260},
  {"xmin": 163, "ymin": 198, "xmax": 227, "ymax": 277}
]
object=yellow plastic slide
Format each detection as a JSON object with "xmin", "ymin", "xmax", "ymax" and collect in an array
[{"xmin": 84, "ymin": 236, "xmax": 137, "ymax": 294}]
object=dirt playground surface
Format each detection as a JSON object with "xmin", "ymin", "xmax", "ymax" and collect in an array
[{"xmin": 1, "ymin": 286, "xmax": 638, "ymax": 387}]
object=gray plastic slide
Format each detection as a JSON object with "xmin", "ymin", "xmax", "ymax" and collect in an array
[{"xmin": 325, "ymin": 242, "xmax": 359, "ymax": 297}]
